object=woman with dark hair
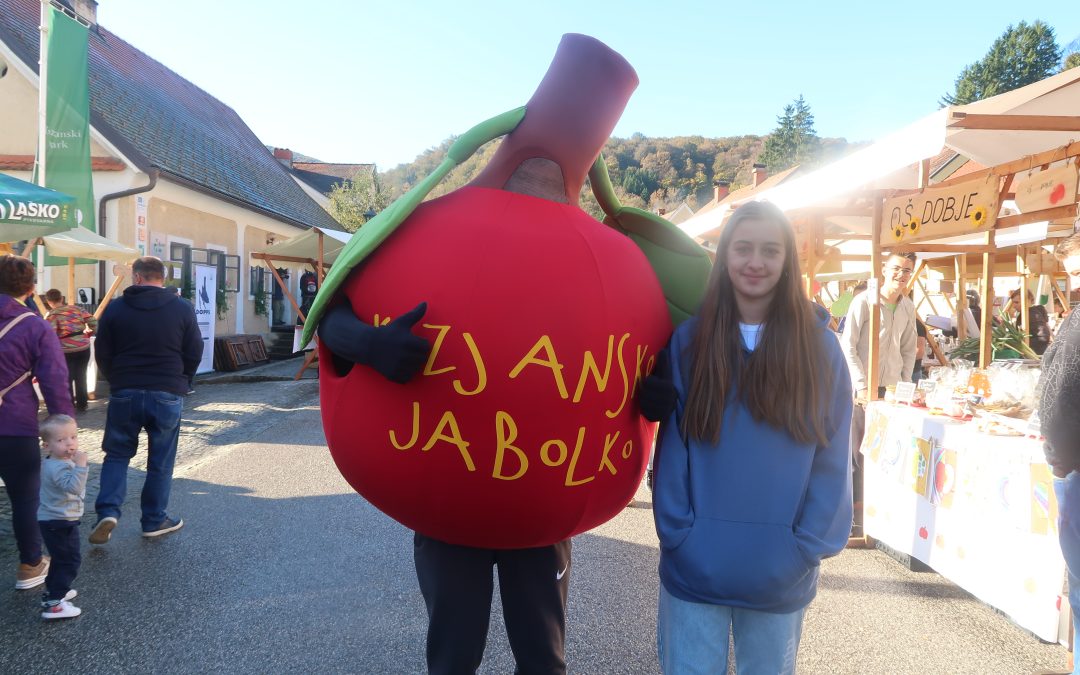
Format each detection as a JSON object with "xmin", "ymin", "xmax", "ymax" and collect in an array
[
  {"xmin": 647, "ymin": 202, "xmax": 853, "ymax": 673},
  {"xmin": 0, "ymin": 255, "xmax": 75, "ymax": 591},
  {"xmin": 1009, "ymin": 289, "xmax": 1052, "ymax": 356},
  {"xmin": 44, "ymin": 289, "xmax": 97, "ymax": 411}
]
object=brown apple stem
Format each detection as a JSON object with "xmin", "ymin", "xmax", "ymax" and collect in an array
[{"xmin": 468, "ymin": 34, "xmax": 638, "ymax": 205}]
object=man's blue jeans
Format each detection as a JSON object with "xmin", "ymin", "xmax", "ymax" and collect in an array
[
  {"xmin": 1054, "ymin": 473, "xmax": 1080, "ymax": 674},
  {"xmin": 657, "ymin": 584, "xmax": 805, "ymax": 674},
  {"xmin": 95, "ymin": 389, "xmax": 183, "ymax": 531}
]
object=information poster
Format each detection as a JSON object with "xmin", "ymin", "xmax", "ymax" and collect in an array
[
  {"xmin": 194, "ymin": 265, "xmax": 216, "ymax": 374},
  {"xmin": 135, "ymin": 195, "xmax": 148, "ymax": 256}
]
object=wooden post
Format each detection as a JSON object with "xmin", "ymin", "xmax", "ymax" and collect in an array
[
  {"xmin": 915, "ymin": 277, "xmax": 941, "ymax": 317},
  {"xmin": 1019, "ymin": 258, "xmax": 1030, "ymax": 348},
  {"xmin": 867, "ymin": 194, "xmax": 883, "ymax": 401},
  {"xmin": 316, "ymin": 230, "xmax": 325, "ymax": 286},
  {"xmin": 30, "ymin": 291, "xmax": 49, "ymax": 316},
  {"xmin": 93, "ymin": 274, "xmax": 125, "ymax": 319},
  {"xmin": 265, "ymin": 262, "xmax": 304, "ymax": 322},
  {"xmin": 955, "ymin": 256, "xmax": 967, "ymax": 340},
  {"xmin": 802, "ymin": 218, "xmax": 820, "ymax": 299},
  {"xmin": 978, "ymin": 231, "xmax": 996, "ymax": 367},
  {"xmin": 294, "ymin": 337, "xmax": 318, "ymax": 381},
  {"xmin": 909, "ymin": 259, "xmax": 925, "ymax": 308},
  {"xmin": 1054, "ymin": 283, "xmax": 1071, "ymax": 313},
  {"xmin": 67, "ymin": 257, "xmax": 76, "ymax": 301},
  {"xmin": 16, "ymin": 237, "xmax": 41, "ymax": 258},
  {"xmin": 922, "ymin": 319, "xmax": 948, "ymax": 367}
]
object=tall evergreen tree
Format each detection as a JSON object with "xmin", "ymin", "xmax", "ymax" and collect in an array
[
  {"xmin": 759, "ymin": 95, "xmax": 820, "ymax": 173},
  {"xmin": 941, "ymin": 21, "xmax": 1062, "ymax": 105}
]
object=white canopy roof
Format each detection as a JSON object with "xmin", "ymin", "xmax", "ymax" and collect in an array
[
  {"xmin": 42, "ymin": 227, "xmax": 138, "ymax": 262},
  {"xmin": 679, "ymin": 68, "xmax": 1080, "ymax": 237},
  {"xmin": 258, "ymin": 226, "xmax": 352, "ymax": 264}
]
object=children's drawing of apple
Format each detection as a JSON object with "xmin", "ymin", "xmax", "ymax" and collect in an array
[{"xmin": 1050, "ymin": 183, "xmax": 1066, "ymax": 205}]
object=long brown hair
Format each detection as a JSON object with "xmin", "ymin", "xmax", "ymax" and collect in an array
[{"xmin": 681, "ymin": 201, "xmax": 832, "ymax": 446}]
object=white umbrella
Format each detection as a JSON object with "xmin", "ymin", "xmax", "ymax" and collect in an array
[{"xmin": 42, "ymin": 227, "xmax": 138, "ymax": 262}]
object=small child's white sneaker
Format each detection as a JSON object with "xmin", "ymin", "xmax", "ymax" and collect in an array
[
  {"xmin": 41, "ymin": 589, "xmax": 77, "ymax": 606},
  {"xmin": 41, "ymin": 600, "xmax": 81, "ymax": 620}
]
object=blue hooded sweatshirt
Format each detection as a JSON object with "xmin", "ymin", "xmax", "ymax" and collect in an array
[{"xmin": 653, "ymin": 307, "xmax": 853, "ymax": 613}]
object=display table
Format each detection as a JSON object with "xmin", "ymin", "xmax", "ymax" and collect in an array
[{"xmin": 861, "ymin": 402, "xmax": 1066, "ymax": 642}]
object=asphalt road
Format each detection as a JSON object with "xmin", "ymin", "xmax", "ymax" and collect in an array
[{"xmin": 0, "ymin": 385, "xmax": 1073, "ymax": 674}]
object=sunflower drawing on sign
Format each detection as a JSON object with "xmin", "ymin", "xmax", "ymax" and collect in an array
[
  {"xmin": 906, "ymin": 217, "xmax": 920, "ymax": 236},
  {"xmin": 891, "ymin": 222, "xmax": 905, "ymax": 242},
  {"xmin": 970, "ymin": 206, "xmax": 988, "ymax": 228}
]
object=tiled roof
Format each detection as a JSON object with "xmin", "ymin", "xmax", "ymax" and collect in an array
[
  {"xmin": 289, "ymin": 162, "xmax": 375, "ymax": 196},
  {"xmin": 0, "ymin": 154, "xmax": 125, "ymax": 171},
  {"xmin": 695, "ymin": 166, "xmax": 801, "ymax": 215},
  {"xmin": 0, "ymin": 0, "xmax": 342, "ymax": 231},
  {"xmin": 290, "ymin": 168, "xmax": 345, "ymax": 195},
  {"xmin": 291, "ymin": 162, "xmax": 375, "ymax": 179},
  {"xmin": 927, "ymin": 147, "xmax": 958, "ymax": 176}
]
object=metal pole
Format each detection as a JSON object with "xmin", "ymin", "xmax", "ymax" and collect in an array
[
  {"xmin": 36, "ymin": 0, "xmax": 49, "ymax": 296},
  {"xmin": 867, "ymin": 193, "xmax": 883, "ymax": 401},
  {"xmin": 37, "ymin": 0, "xmax": 48, "ymax": 188}
]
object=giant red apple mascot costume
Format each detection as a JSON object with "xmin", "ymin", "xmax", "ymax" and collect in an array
[{"xmin": 302, "ymin": 35, "xmax": 710, "ymax": 549}]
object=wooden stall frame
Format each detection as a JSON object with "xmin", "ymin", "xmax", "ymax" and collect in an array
[
  {"xmin": 786, "ymin": 137, "xmax": 1080, "ymax": 549},
  {"xmin": 251, "ymin": 229, "xmax": 333, "ymax": 380}
]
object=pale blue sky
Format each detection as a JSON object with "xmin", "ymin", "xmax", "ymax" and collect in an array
[{"xmin": 97, "ymin": 1, "xmax": 1079, "ymax": 170}]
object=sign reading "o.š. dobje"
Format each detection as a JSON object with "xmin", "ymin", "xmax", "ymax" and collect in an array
[{"xmin": 881, "ymin": 176, "xmax": 1000, "ymax": 246}]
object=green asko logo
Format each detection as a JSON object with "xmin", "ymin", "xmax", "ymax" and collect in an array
[{"xmin": 1, "ymin": 199, "xmax": 64, "ymax": 222}]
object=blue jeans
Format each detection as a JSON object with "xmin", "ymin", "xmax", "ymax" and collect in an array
[
  {"xmin": 1054, "ymin": 473, "xmax": 1080, "ymax": 674},
  {"xmin": 657, "ymin": 584, "xmax": 805, "ymax": 675},
  {"xmin": 96, "ymin": 389, "xmax": 183, "ymax": 531}
]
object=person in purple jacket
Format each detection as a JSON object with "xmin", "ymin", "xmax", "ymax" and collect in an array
[
  {"xmin": 642, "ymin": 202, "xmax": 853, "ymax": 674},
  {"xmin": 0, "ymin": 255, "xmax": 76, "ymax": 591}
]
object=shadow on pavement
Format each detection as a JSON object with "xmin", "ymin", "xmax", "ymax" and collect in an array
[{"xmin": 0, "ymin": 472, "xmax": 665, "ymax": 675}]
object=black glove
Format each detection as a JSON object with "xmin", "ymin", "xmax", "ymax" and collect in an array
[
  {"xmin": 638, "ymin": 350, "xmax": 677, "ymax": 422},
  {"xmin": 319, "ymin": 302, "xmax": 431, "ymax": 384}
]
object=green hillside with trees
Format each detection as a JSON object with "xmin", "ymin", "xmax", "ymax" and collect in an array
[{"xmin": 374, "ymin": 122, "xmax": 856, "ymax": 226}]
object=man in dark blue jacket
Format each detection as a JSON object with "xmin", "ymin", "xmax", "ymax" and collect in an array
[{"xmin": 89, "ymin": 257, "xmax": 202, "ymax": 544}]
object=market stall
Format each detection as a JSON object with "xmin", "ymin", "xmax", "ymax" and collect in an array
[
  {"xmin": 861, "ymin": 400, "xmax": 1064, "ymax": 642},
  {"xmin": 250, "ymin": 225, "xmax": 352, "ymax": 379},
  {"xmin": 675, "ymin": 70, "xmax": 1080, "ymax": 645}
]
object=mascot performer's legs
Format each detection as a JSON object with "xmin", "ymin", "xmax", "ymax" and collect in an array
[{"xmin": 414, "ymin": 534, "xmax": 572, "ymax": 674}]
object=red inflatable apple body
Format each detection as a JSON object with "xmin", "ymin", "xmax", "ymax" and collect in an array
[{"xmin": 319, "ymin": 186, "xmax": 672, "ymax": 548}]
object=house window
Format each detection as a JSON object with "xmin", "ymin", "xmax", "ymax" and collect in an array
[
  {"xmin": 249, "ymin": 266, "xmax": 269, "ymax": 299},
  {"xmin": 206, "ymin": 249, "xmax": 241, "ymax": 293}
]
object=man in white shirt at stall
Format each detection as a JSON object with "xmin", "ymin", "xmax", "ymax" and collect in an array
[{"xmin": 841, "ymin": 251, "xmax": 918, "ymax": 535}]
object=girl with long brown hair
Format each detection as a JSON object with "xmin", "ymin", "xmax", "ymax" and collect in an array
[{"xmin": 648, "ymin": 201, "xmax": 853, "ymax": 674}]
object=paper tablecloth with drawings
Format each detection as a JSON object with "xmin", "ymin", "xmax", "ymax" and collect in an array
[{"xmin": 861, "ymin": 402, "xmax": 1065, "ymax": 642}]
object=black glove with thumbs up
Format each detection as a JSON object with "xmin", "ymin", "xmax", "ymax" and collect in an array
[
  {"xmin": 638, "ymin": 349, "xmax": 677, "ymax": 422},
  {"xmin": 319, "ymin": 302, "xmax": 432, "ymax": 384}
]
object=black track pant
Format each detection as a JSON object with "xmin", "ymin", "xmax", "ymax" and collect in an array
[{"xmin": 413, "ymin": 532, "xmax": 571, "ymax": 675}]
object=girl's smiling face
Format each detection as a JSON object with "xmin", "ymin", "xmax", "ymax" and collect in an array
[{"xmin": 725, "ymin": 218, "xmax": 786, "ymax": 306}]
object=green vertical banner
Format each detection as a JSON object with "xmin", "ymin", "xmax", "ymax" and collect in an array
[{"xmin": 42, "ymin": 4, "xmax": 94, "ymax": 266}]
